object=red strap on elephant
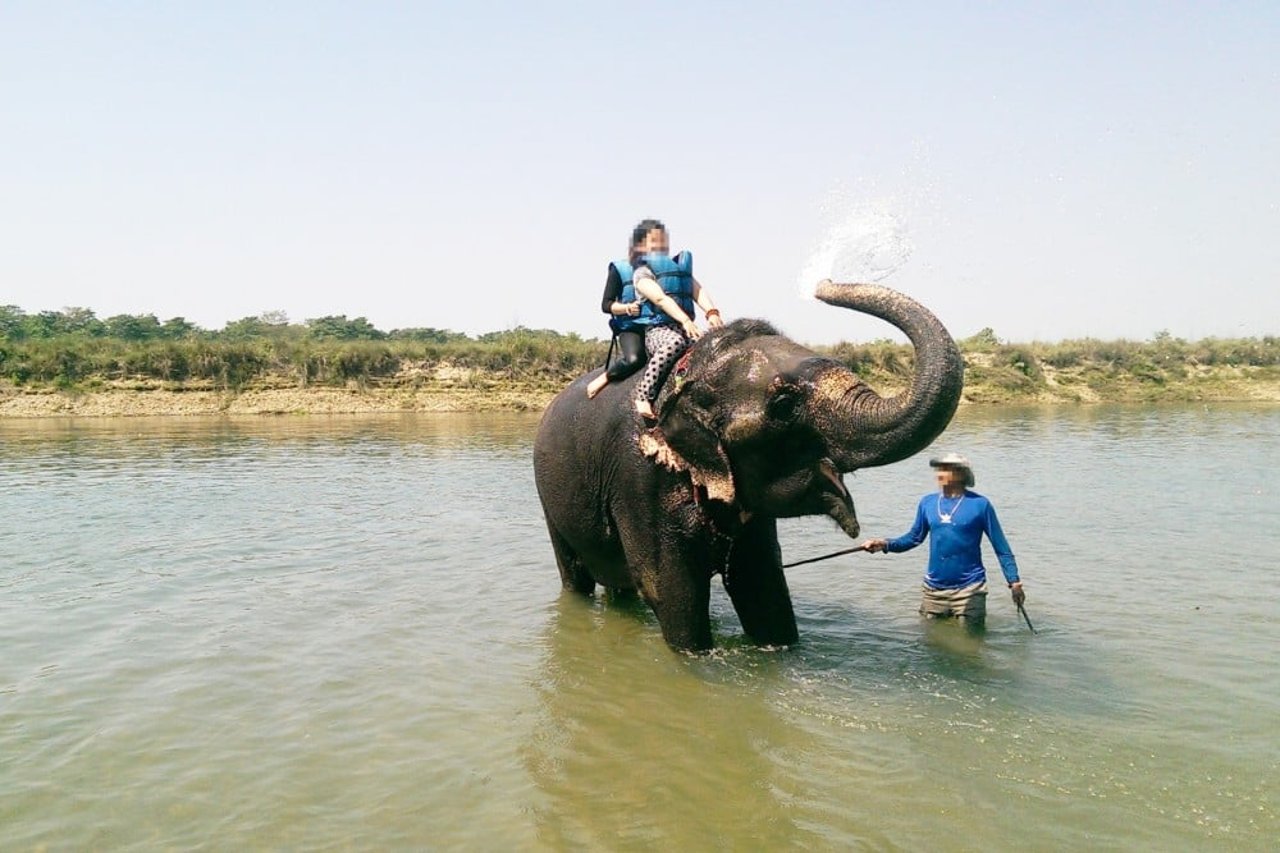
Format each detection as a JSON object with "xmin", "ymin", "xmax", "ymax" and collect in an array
[{"xmin": 672, "ymin": 349, "xmax": 694, "ymax": 389}]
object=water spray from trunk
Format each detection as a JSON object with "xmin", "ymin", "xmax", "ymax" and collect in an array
[{"xmin": 796, "ymin": 201, "xmax": 916, "ymax": 300}]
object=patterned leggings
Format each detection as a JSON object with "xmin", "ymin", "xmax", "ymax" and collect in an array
[{"xmin": 635, "ymin": 324, "xmax": 691, "ymax": 404}]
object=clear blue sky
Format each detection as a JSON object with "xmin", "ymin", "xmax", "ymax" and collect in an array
[{"xmin": 2, "ymin": 1, "xmax": 1276, "ymax": 343}]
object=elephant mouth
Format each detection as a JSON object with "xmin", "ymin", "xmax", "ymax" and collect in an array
[
  {"xmin": 818, "ymin": 458, "xmax": 848, "ymax": 498},
  {"xmin": 747, "ymin": 457, "xmax": 858, "ymax": 537},
  {"xmin": 817, "ymin": 458, "xmax": 860, "ymax": 539}
]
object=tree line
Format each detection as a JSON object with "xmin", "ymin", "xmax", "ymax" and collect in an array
[
  {"xmin": 0, "ymin": 305, "xmax": 604, "ymax": 387},
  {"xmin": 0, "ymin": 306, "xmax": 1276, "ymax": 391},
  {"xmin": 0, "ymin": 305, "xmax": 476, "ymax": 344}
]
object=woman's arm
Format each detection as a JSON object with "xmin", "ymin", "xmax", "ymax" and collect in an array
[
  {"xmin": 691, "ymin": 279, "xmax": 723, "ymax": 328},
  {"xmin": 600, "ymin": 264, "xmax": 621, "ymax": 314},
  {"xmin": 634, "ymin": 274, "xmax": 701, "ymax": 338},
  {"xmin": 600, "ymin": 265, "xmax": 641, "ymax": 318}
]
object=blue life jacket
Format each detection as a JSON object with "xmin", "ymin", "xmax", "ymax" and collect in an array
[
  {"xmin": 635, "ymin": 251, "xmax": 695, "ymax": 328},
  {"xmin": 607, "ymin": 259, "xmax": 640, "ymax": 334}
]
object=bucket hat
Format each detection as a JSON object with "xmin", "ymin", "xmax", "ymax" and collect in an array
[{"xmin": 928, "ymin": 452, "xmax": 975, "ymax": 487}]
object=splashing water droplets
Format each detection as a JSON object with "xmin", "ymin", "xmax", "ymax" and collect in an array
[{"xmin": 797, "ymin": 203, "xmax": 915, "ymax": 298}]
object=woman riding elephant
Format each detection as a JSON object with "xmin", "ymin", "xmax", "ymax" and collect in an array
[
  {"xmin": 534, "ymin": 280, "xmax": 964, "ymax": 652},
  {"xmin": 585, "ymin": 219, "xmax": 724, "ymax": 417}
]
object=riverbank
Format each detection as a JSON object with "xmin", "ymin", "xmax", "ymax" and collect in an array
[
  {"xmin": 3, "ymin": 360, "xmax": 1277, "ymax": 417},
  {"xmin": 0, "ymin": 376, "xmax": 561, "ymax": 418},
  {"xmin": 4, "ymin": 307, "xmax": 1277, "ymax": 417}
]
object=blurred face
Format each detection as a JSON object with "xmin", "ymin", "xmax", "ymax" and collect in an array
[
  {"xmin": 934, "ymin": 466, "xmax": 963, "ymax": 489},
  {"xmin": 637, "ymin": 227, "xmax": 669, "ymax": 256}
]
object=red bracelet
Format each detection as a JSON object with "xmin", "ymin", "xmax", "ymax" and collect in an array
[{"xmin": 706, "ymin": 309, "xmax": 721, "ymax": 318}]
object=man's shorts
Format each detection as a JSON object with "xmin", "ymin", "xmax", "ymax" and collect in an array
[{"xmin": 919, "ymin": 581, "xmax": 988, "ymax": 622}]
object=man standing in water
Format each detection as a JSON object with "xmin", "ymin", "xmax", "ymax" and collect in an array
[{"xmin": 861, "ymin": 453, "xmax": 1025, "ymax": 625}]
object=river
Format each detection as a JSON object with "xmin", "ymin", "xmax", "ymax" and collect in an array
[{"xmin": 1, "ymin": 405, "xmax": 1276, "ymax": 849}]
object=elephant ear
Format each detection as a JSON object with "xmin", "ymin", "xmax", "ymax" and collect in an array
[{"xmin": 639, "ymin": 402, "xmax": 736, "ymax": 504}]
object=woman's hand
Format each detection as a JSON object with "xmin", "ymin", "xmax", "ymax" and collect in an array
[
  {"xmin": 624, "ymin": 302, "xmax": 641, "ymax": 317},
  {"xmin": 861, "ymin": 538, "xmax": 888, "ymax": 553},
  {"xmin": 682, "ymin": 320, "xmax": 703, "ymax": 341},
  {"xmin": 706, "ymin": 309, "xmax": 725, "ymax": 329},
  {"xmin": 1009, "ymin": 581, "xmax": 1025, "ymax": 606}
]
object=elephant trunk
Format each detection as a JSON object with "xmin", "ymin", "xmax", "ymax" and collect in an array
[{"xmin": 810, "ymin": 281, "xmax": 964, "ymax": 472}]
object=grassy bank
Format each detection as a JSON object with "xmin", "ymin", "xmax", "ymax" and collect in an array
[
  {"xmin": 1, "ymin": 307, "xmax": 1277, "ymax": 415},
  {"xmin": 911, "ymin": 329, "xmax": 1280, "ymax": 405}
]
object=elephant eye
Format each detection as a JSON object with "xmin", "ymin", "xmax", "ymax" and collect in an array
[{"xmin": 767, "ymin": 390, "xmax": 799, "ymax": 422}]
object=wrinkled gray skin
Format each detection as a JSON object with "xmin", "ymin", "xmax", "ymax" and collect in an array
[{"xmin": 533, "ymin": 282, "xmax": 964, "ymax": 652}]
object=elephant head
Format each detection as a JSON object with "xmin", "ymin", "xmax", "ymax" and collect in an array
[{"xmin": 640, "ymin": 281, "xmax": 964, "ymax": 539}]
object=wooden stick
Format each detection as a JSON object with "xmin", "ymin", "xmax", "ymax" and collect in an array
[
  {"xmin": 781, "ymin": 543, "xmax": 869, "ymax": 569},
  {"xmin": 1017, "ymin": 602, "xmax": 1038, "ymax": 634}
]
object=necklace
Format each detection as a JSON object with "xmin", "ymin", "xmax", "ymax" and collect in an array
[{"xmin": 937, "ymin": 492, "xmax": 965, "ymax": 524}]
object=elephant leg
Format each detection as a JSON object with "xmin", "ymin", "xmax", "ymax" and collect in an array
[
  {"xmin": 723, "ymin": 517, "xmax": 799, "ymax": 647},
  {"xmin": 615, "ymin": 492, "xmax": 718, "ymax": 652},
  {"xmin": 627, "ymin": 537, "xmax": 716, "ymax": 650},
  {"xmin": 640, "ymin": 563, "xmax": 714, "ymax": 653},
  {"xmin": 547, "ymin": 525, "xmax": 595, "ymax": 595}
]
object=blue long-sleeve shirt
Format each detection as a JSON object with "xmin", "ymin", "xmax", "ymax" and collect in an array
[{"xmin": 885, "ymin": 490, "xmax": 1020, "ymax": 589}]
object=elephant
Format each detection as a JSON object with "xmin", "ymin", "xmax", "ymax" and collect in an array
[{"xmin": 532, "ymin": 281, "xmax": 964, "ymax": 652}]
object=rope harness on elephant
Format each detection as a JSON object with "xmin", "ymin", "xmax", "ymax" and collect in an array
[
  {"xmin": 638, "ymin": 339, "xmax": 740, "ymax": 582},
  {"xmin": 671, "ymin": 348, "xmax": 695, "ymax": 391},
  {"xmin": 682, "ymin": 481, "xmax": 740, "ymax": 585}
]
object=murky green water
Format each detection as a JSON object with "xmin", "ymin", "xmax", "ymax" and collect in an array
[{"xmin": 2, "ymin": 406, "xmax": 1276, "ymax": 849}]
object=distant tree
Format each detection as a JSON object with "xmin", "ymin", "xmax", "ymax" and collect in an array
[
  {"xmin": 104, "ymin": 314, "xmax": 163, "ymax": 341},
  {"xmin": 160, "ymin": 316, "xmax": 199, "ymax": 339},
  {"xmin": 306, "ymin": 315, "xmax": 387, "ymax": 341},
  {"xmin": 2, "ymin": 306, "xmax": 106, "ymax": 339},
  {"xmin": 221, "ymin": 316, "xmax": 273, "ymax": 339},
  {"xmin": 388, "ymin": 327, "xmax": 469, "ymax": 343},
  {"xmin": 476, "ymin": 326, "xmax": 570, "ymax": 344},
  {"xmin": 60, "ymin": 307, "xmax": 106, "ymax": 337},
  {"xmin": 0, "ymin": 305, "xmax": 28, "ymax": 339},
  {"xmin": 33, "ymin": 310, "xmax": 68, "ymax": 337},
  {"xmin": 960, "ymin": 327, "xmax": 1001, "ymax": 351},
  {"xmin": 259, "ymin": 310, "xmax": 290, "ymax": 326}
]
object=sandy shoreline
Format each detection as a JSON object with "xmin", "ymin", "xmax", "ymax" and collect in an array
[{"xmin": 0, "ymin": 385, "xmax": 561, "ymax": 418}]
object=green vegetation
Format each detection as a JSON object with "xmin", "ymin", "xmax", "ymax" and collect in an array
[
  {"xmin": 951, "ymin": 327, "xmax": 1280, "ymax": 402},
  {"xmin": 0, "ymin": 306, "xmax": 603, "ymax": 389},
  {"xmin": 1, "ymin": 307, "xmax": 1277, "ymax": 404},
  {"xmin": 821, "ymin": 327, "xmax": 1280, "ymax": 403}
]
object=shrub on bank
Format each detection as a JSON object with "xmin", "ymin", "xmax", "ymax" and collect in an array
[
  {"xmin": 1, "ymin": 305, "xmax": 1275, "ymax": 392},
  {"xmin": 820, "ymin": 340, "xmax": 914, "ymax": 377},
  {"xmin": 0, "ymin": 332, "xmax": 606, "ymax": 388}
]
